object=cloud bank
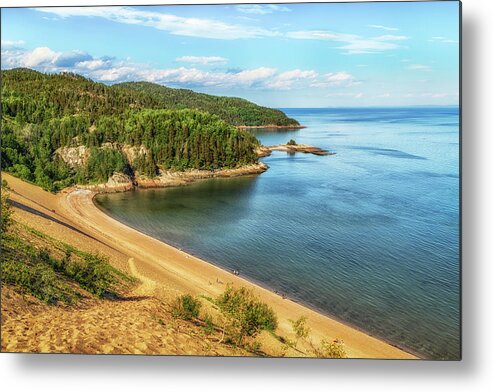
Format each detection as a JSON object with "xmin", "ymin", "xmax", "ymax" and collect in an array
[
  {"xmin": 1, "ymin": 44, "xmax": 357, "ymax": 92},
  {"xmin": 34, "ymin": 7, "xmax": 408, "ymax": 55},
  {"xmin": 34, "ymin": 6, "xmax": 280, "ymax": 40},
  {"xmin": 286, "ymin": 30, "xmax": 409, "ymax": 54}
]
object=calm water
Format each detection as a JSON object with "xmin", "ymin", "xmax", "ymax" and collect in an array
[{"xmin": 96, "ymin": 107, "xmax": 460, "ymax": 359}]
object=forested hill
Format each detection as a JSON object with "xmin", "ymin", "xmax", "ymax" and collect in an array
[
  {"xmin": 114, "ymin": 82, "xmax": 300, "ymax": 127},
  {"xmin": 1, "ymin": 68, "xmax": 271, "ymax": 192},
  {"xmin": 1, "ymin": 68, "xmax": 299, "ymax": 127}
]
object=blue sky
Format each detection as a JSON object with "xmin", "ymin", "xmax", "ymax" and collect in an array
[{"xmin": 1, "ymin": 2, "xmax": 460, "ymax": 107}]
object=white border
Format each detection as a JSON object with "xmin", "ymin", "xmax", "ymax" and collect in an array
[{"xmin": 2, "ymin": 0, "xmax": 492, "ymax": 391}]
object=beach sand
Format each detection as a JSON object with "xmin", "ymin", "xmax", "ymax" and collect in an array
[{"xmin": 2, "ymin": 172, "xmax": 417, "ymax": 358}]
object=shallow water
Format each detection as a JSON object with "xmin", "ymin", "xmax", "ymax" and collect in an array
[{"xmin": 96, "ymin": 107, "xmax": 460, "ymax": 359}]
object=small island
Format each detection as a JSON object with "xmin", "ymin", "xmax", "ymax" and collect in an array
[{"xmin": 257, "ymin": 139, "xmax": 334, "ymax": 157}]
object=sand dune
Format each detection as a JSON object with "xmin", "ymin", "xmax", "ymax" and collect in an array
[{"xmin": 2, "ymin": 172, "xmax": 417, "ymax": 358}]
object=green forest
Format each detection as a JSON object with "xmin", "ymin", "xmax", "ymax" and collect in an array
[
  {"xmin": 0, "ymin": 68, "xmax": 293, "ymax": 191},
  {"xmin": 115, "ymin": 82, "xmax": 300, "ymax": 127}
]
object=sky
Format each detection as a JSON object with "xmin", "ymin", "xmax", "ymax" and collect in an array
[{"xmin": 1, "ymin": 2, "xmax": 460, "ymax": 108}]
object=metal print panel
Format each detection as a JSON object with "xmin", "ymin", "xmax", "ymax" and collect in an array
[{"xmin": 0, "ymin": 1, "xmax": 461, "ymax": 360}]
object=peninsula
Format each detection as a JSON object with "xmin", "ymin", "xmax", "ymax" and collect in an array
[{"xmin": 1, "ymin": 68, "xmax": 300, "ymax": 193}]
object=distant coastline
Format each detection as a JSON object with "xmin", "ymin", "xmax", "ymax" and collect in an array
[{"xmin": 237, "ymin": 124, "xmax": 306, "ymax": 130}]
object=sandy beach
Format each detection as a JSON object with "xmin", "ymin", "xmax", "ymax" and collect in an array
[{"xmin": 2, "ymin": 172, "xmax": 417, "ymax": 359}]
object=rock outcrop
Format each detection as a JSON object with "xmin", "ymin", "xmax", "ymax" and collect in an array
[
  {"xmin": 56, "ymin": 145, "xmax": 90, "ymax": 168},
  {"xmin": 257, "ymin": 144, "xmax": 334, "ymax": 157}
]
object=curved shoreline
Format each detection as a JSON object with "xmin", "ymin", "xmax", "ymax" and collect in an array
[
  {"xmin": 57, "ymin": 183, "xmax": 417, "ymax": 359},
  {"xmin": 95, "ymin": 194, "xmax": 422, "ymax": 359}
]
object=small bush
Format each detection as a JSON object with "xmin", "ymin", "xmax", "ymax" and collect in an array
[
  {"xmin": 1, "ymin": 180, "xmax": 12, "ymax": 233},
  {"xmin": 29, "ymin": 263, "xmax": 61, "ymax": 304},
  {"xmin": 68, "ymin": 253, "xmax": 117, "ymax": 298},
  {"xmin": 316, "ymin": 339, "xmax": 347, "ymax": 358},
  {"xmin": 287, "ymin": 139, "xmax": 297, "ymax": 146},
  {"xmin": 203, "ymin": 313, "xmax": 215, "ymax": 334},
  {"xmin": 290, "ymin": 316, "xmax": 311, "ymax": 342},
  {"xmin": 171, "ymin": 294, "xmax": 202, "ymax": 320},
  {"xmin": 38, "ymin": 246, "xmax": 117, "ymax": 298},
  {"xmin": 216, "ymin": 285, "xmax": 278, "ymax": 345}
]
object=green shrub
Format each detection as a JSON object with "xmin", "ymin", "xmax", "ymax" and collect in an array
[
  {"xmin": 29, "ymin": 263, "xmax": 61, "ymax": 304},
  {"xmin": 65, "ymin": 253, "xmax": 117, "ymax": 298},
  {"xmin": 289, "ymin": 316, "xmax": 311, "ymax": 346},
  {"xmin": 216, "ymin": 285, "xmax": 278, "ymax": 345},
  {"xmin": 203, "ymin": 313, "xmax": 215, "ymax": 334},
  {"xmin": 287, "ymin": 139, "xmax": 297, "ymax": 146},
  {"xmin": 315, "ymin": 339, "xmax": 347, "ymax": 358},
  {"xmin": 1, "ymin": 253, "xmax": 64, "ymax": 304},
  {"xmin": 1, "ymin": 180, "xmax": 12, "ymax": 233},
  {"xmin": 171, "ymin": 294, "xmax": 202, "ymax": 320}
]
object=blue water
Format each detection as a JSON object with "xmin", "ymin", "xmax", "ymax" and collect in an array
[{"xmin": 96, "ymin": 107, "xmax": 460, "ymax": 359}]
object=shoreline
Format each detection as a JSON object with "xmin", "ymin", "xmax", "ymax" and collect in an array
[
  {"xmin": 77, "ymin": 162, "xmax": 269, "ymax": 193},
  {"xmin": 70, "ymin": 187, "xmax": 417, "ymax": 359},
  {"xmin": 92, "ymin": 185, "xmax": 422, "ymax": 359},
  {"xmin": 97, "ymin": 196, "xmax": 422, "ymax": 358},
  {"xmin": 3, "ymin": 172, "xmax": 418, "ymax": 358}
]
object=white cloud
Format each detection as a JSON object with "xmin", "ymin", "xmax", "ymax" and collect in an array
[
  {"xmin": 76, "ymin": 58, "xmax": 113, "ymax": 71},
  {"xmin": 408, "ymin": 64, "xmax": 432, "ymax": 72},
  {"xmin": 405, "ymin": 92, "xmax": 456, "ymax": 99},
  {"xmin": 286, "ymin": 30, "xmax": 409, "ymax": 54},
  {"xmin": 374, "ymin": 35, "xmax": 409, "ymax": 42},
  {"xmin": 311, "ymin": 71, "xmax": 358, "ymax": 88},
  {"xmin": 93, "ymin": 65, "xmax": 278, "ymax": 88},
  {"xmin": 368, "ymin": 24, "xmax": 399, "ymax": 32},
  {"xmin": 264, "ymin": 69, "xmax": 318, "ymax": 90},
  {"xmin": 1, "ymin": 48, "xmax": 27, "ymax": 68},
  {"xmin": 14, "ymin": 46, "xmax": 93, "ymax": 70},
  {"xmin": 34, "ymin": 6, "xmax": 279, "ymax": 40},
  {"xmin": 327, "ymin": 92, "xmax": 364, "ymax": 99},
  {"xmin": 22, "ymin": 47, "xmax": 59, "ymax": 67},
  {"xmin": 429, "ymin": 36, "xmax": 458, "ymax": 44},
  {"xmin": 287, "ymin": 30, "xmax": 357, "ymax": 41},
  {"xmin": 1, "ymin": 45, "xmax": 277, "ymax": 88},
  {"xmin": 236, "ymin": 5, "xmax": 291, "ymax": 15},
  {"xmin": 176, "ymin": 56, "xmax": 228, "ymax": 66},
  {"xmin": 1, "ymin": 39, "xmax": 25, "ymax": 48},
  {"xmin": 325, "ymin": 72, "xmax": 355, "ymax": 84},
  {"xmin": 421, "ymin": 92, "xmax": 451, "ymax": 99}
]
